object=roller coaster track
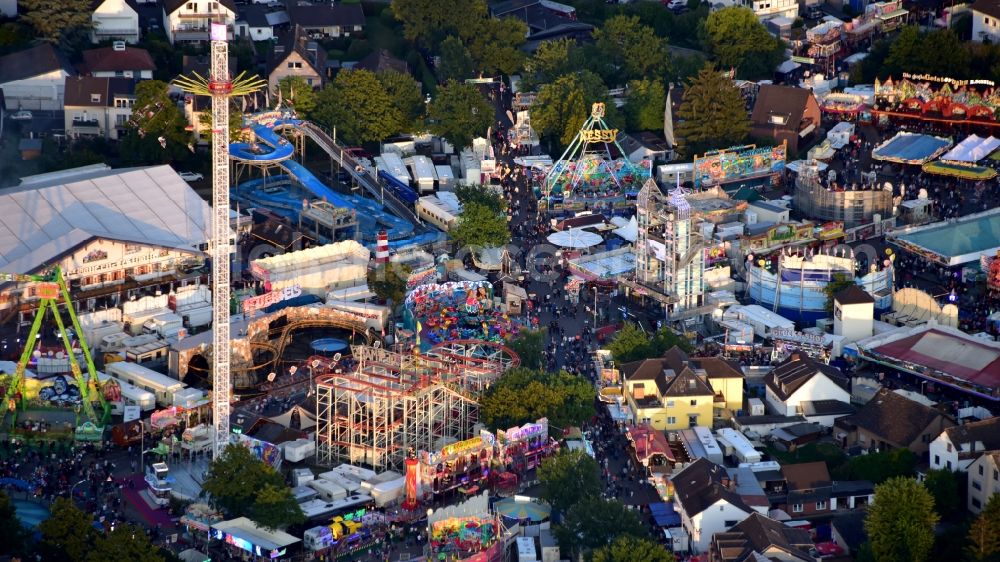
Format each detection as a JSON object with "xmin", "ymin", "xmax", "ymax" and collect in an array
[
  {"xmin": 298, "ymin": 122, "xmax": 422, "ymax": 225},
  {"xmin": 269, "ymin": 317, "xmax": 373, "ymax": 361}
]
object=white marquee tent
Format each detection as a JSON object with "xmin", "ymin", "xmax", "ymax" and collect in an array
[{"xmin": 941, "ymin": 135, "xmax": 1000, "ymax": 163}]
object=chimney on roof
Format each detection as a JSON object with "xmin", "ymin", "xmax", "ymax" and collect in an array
[
  {"xmin": 790, "ymin": 352, "xmax": 801, "ymax": 361},
  {"xmin": 721, "ymin": 476, "xmax": 731, "ymax": 488}
]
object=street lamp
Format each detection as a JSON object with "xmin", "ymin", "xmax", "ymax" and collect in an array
[{"xmin": 592, "ymin": 287, "xmax": 598, "ymax": 326}]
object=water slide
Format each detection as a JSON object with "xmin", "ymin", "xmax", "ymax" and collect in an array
[{"xmin": 231, "ymin": 120, "xmax": 419, "ymax": 241}]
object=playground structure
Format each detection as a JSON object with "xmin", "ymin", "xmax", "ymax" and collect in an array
[
  {"xmin": 314, "ymin": 341, "xmax": 519, "ymax": 471},
  {"xmin": 229, "ymin": 113, "xmax": 441, "ymax": 249},
  {"xmin": 541, "ymin": 103, "xmax": 651, "ymax": 215},
  {"xmin": 0, "ymin": 267, "xmax": 110, "ymax": 430}
]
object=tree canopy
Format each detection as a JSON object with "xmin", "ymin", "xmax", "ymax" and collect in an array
[
  {"xmin": 122, "ymin": 80, "xmax": 191, "ymax": 165},
  {"xmin": 479, "ymin": 368, "xmax": 595, "ymax": 434},
  {"xmin": 450, "ymin": 202, "xmax": 511, "ymax": 249},
  {"xmin": 555, "ymin": 497, "xmax": 646, "ymax": 556},
  {"xmin": 455, "ymin": 183, "xmax": 507, "ymax": 214},
  {"xmin": 701, "ymin": 7, "xmax": 784, "ymax": 80},
  {"xmin": 624, "ymin": 79, "xmax": 667, "ymax": 133},
  {"xmin": 967, "ymin": 494, "xmax": 1000, "ymax": 562},
  {"xmin": 674, "ymin": 63, "xmax": 749, "ymax": 158},
  {"xmin": 427, "ymin": 80, "xmax": 494, "ymax": 150},
  {"xmin": 313, "ymin": 69, "xmax": 402, "ymax": 145},
  {"xmin": 202, "ymin": 444, "xmax": 304, "ymax": 530},
  {"xmin": 532, "ymin": 71, "xmax": 619, "ymax": 149},
  {"xmin": 607, "ymin": 322, "xmax": 693, "ymax": 364},
  {"xmin": 923, "ymin": 468, "xmax": 962, "ymax": 520},
  {"xmin": 591, "ymin": 533, "xmax": 676, "ymax": 562},
  {"xmin": 865, "ymin": 477, "xmax": 938, "ymax": 562},
  {"xmin": 368, "ymin": 262, "xmax": 411, "ymax": 307},
  {"xmin": 884, "ymin": 27, "xmax": 971, "ymax": 79},
  {"xmin": 438, "ymin": 36, "xmax": 476, "ymax": 82},
  {"xmin": 0, "ymin": 491, "xmax": 27, "ymax": 557},
  {"xmin": 20, "ymin": 0, "xmax": 91, "ymax": 44},
  {"xmin": 39, "ymin": 497, "xmax": 99, "ymax": 562},
  {"xmin": 593, "ymin": 15, "xmax": 670, "ymax": 84},
  {"xmin": 462, "ymin": 17, "xmax": 528, "ymax": 76},
  {"xmin": 538, "ymin": 449, "xmax": 602, "ymax": 514},
  {"xmin": 506, "ymin": 329, "xmax": 545, "ymax": 371},
  {"xmin": 390, "ymin": 0, "xmax": 488, "ymax": 48},
  {"xmin": 831, "ymin": 448, "xmax": 915, "ymax": 484},
  {"xmin": 824, "ymin": 273, "xmax": 857, "ymax": 313},
  {"xmin": 522, "ymin": 39, "xmax": 578, "ymax": 91},
  {"xmin": 377, "ymin": 70, "xmax": 425, "ymax": 133},
  {"xmin": 275, "ymin": 76, "xmax": 319, "ymax": 118},
  {"xmin": 86, "ymin": 524, "xmax": 165, "ymax": 562}
]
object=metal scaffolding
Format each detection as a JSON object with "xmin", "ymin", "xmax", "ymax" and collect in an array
[{"xmin": 315, "ymin": 341, "xmax": 518, "ymax": 470}]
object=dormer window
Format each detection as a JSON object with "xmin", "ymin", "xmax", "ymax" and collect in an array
[
  {"xmin": 769, "ymin": 114, "xmax": 788, "ymax": 125},
  {"xmin": 91, "ymin": 94, "xmax": 101, "ymax": 103}
]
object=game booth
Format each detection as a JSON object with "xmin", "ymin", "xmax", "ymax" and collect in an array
[
  {"xmin": 403, "ymin": 281, "xmax": 523, "ymax": 349},
  {"xmin": 428, "ymin": 516, "xmax": 505, "ymax": 562},
  {"xmin": 495, "ymin": 418, "xmax": 557, "ymax": 472},
  {"xmin": 874, "ymin": 75, "xmax": 1000, "ymax": 127},
  {"xmin": 419, "ymin": 433, "xmax": 496, "ymax": 499}
]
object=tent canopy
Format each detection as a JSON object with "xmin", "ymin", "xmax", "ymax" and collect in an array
[
  {"xmin": 941, "ymin": 135, "xmax": 1000, "ymax": 163},
  {"xmin": 612, "ymin": 216, "xmax": 638, "ymax": 242},
  {"xmin": 268, "ymin": 405, "xmax": 317, "ymax": 431},
  {"xmin": 547, "ymin": 228, "xmax": 603, "ymax": 248}
]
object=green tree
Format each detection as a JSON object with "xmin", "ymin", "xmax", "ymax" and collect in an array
[
  {"xmin": 593, "ymin": 15, "xmax": 670, "ymax": 83},
  {"xmin": 463, "ymin": 17, "xmax": 528, "ymax": 76},
  {"xmin": 608, "ymin": 323, "xmax": 693, "ymax": 364},
  {"xmin": 123, "ymin": 80, "xmax": 191, "ymax": 164},
  {"xmin": 522, "ymin": 38, "xmax": 576, "ymax": 90},
  {"xmin": 427, "ymin": 79, "xmax": 494, "ymax": 149},
  {"xmin": 368, "ymin": 262, "xmax": 411, "ymax": 307},
  {"xmin": 38, "ymin": 497, "xmax": 99, "ymax": 562},
  {"xmin": 455, "ymin": 183, "xmax": 507, "ymax": 214},
  {"xmin": 0, "ymin": 491, "xmax": 26, "ymax": 557},
  {"xmin": 591, "ymin": 533, "xmax": 676, "ymax": 562},
  {"xmin": 275, "ymin": 75, "xmax": 319, "ymax": 118},
  {"xmin": 87, "ymin": 524, "xmax": 166, "ymax": 562},
  {"xmin": 674, "ymin": 63, "xmax": 749, "ymax": 157},
  {"xmin": 377, "ymin": 70, "xmax": 425, "ymax": 133},
  {"xmin": 390, "ymin": 0, "xmax": 487, "ymax": 47},
  {"xmin": 507, "ymin": 329, "xmax": 545, "ymax": 371},
  {"xmin": 967, "ymin": 494, "xmax": 1000, "ymax": 562},
  {"xmin": 438, "ymin": 36, "xmax": 476, "ymax": 82},
  {"xmin": 532, "ymin": 70, "xmax": 618, "ymax": 149},
  {"xmin": 923, "ymin": 469, "xmax": 961, "ymax": 520},
  {"xmin": 313, "ymin": 69, "xmax": 401, "ymax": 145},
  {"xmin": 624, "ymin": 79, "xmax": 667, "ymax": 133},
  {"xmin": 832, "ymin": 448, "xmax": 916, "ymax": 484},
  {"xmin": 248, "ymin": 484, "xmax": 306, "ymax": 531},
  {"xmin": 555, "ymin": 497, "xmax": 645, "ymax": 556},
  {"xmin": 865, "ymin": 477, "xmax": 938, "ymax": 562},
  {"xmin": 202, "ymin": 444, "xmax": 286, "ymax": 517},
  {"xmin": 824, "ymin": 273, "xmax": 857, "ymax": 312},
  {"xmin": 701, "ymin": 7, "xmax": 784, "ymax": 80},
  {"xmin": 19, "ymin": 0, "xmax": 91, "ymax": 43},
  {"xmin": 479, "ymin": 368, "xmax": 595, "ymax": 434},
  {"xmin": 450, "ymin": 201, "xmax": 511, "ymax": 249},
  {"xmin": 538, "ymin": 449, "xmax": 602, "ymax": 514}
]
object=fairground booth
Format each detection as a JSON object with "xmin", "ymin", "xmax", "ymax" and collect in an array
[
  {"xmin": 873, "ymin": 74, "xmax": 1000, "ymax": 129},
  {"xmin": 693, "ymin": 144, "xmax": 787, "ymax": 192},
  {"xmin": 210, "ymin": 517, "xmax": 300, "ymax": 560},
  {"xmin": 427, "ymin": 493, "xmax": 506, "ymax": 562},
  {"xmin": 419, "ymin": 433, "xmax": 496, "ymax": 499}
]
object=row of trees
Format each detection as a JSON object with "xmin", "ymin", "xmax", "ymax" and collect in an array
[
  {"xmin": 478, "ymin": 367, "xmax": 595, "ymax": 433},
  {"xmin": 850, "ymin": 26, "xmax": 1000, "ymax": 84},
  {"xmin": 537, "ymin": 451, "xmax": 674, "ymax": 561}
]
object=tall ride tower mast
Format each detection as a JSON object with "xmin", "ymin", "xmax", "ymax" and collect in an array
[{"xmin": 174, "ymin": 22, "xmax": 265, "ymax": 460}]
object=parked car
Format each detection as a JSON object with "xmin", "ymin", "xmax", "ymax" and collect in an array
[
  {"xmin": 179, "ymin": 171, "xmax": 204, "ymax": 182},
  {"xmin": 9, "ymin": 110, "xmax": 32, "ymax": 121}
]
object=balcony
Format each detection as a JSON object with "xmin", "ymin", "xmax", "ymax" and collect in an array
[
  {"xmin": 71, "ymin": 119, "xmax": 101, "ymax": 134},
  {"xmin": 171, "ymin": 25, "xmax": 232, "ymax": 41}
]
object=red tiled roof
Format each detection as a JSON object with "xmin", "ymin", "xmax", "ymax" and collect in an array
[
  {"xmin": 82, "ymin": 46, "xmax": 156, "ymax": 73},
  {"xmin": 873, "ymin": 328, "xmax": 1000, "ymax": 390}
]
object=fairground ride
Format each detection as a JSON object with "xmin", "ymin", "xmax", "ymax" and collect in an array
[
  {"xmin": 0, "ymin": 267, "xmax": 110, "ymax": 429},
  {"xmin": 174, "ymin": 22, "xmax": 267, "ymax": 460}
]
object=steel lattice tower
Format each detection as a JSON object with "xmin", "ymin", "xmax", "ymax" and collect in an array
[{"xmin": 174, "ymin": 23, "xmax": 266, "ymax": 460}]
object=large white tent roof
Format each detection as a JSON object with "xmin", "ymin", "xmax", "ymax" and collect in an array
[
  {"xmin": 941, "ymin": 135, "xmax": 1000, "ymax": 163},
  {"xmin": 0, "ymin": 165, "xmax": 212, "ymax": 274},
  {"xmin": 547, "ymin": 228, "xmax": 603, "ymax": 248}
]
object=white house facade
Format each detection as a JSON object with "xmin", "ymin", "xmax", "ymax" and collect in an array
[
  {"xmin": 680, "ymin": 497, "xmax": 753, "ymax": 553},
  {"xmin": 929, "ymin": 418, "xmax": 1000, "ymax": 473},
  {"xmin": 0, "ymin": 44, "xmax": 73, "ymax": 111},
  {"xmin": 92, "ymin": 0, "xmax": 141, "ymax": 44},
  {"xmin": 972, "ymin": 0, "xmax": 1000, "ymax": 43},
  {"xmin": 743, "ymin": 0, "xmax": 799, "ymax": 19},
  {"xmin": 163, "ymin": 0, "xmax": 237, "ymax": 44},
  {"xmin": 765, "ymin": 355, "xmax": 851, "ymax": 417}
]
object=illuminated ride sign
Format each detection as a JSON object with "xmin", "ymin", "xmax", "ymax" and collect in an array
[
  {"xmin": 693, "ymin": 143, "xmax": 787, "ymax": 188},
  {"xmin": 441, "ymin": 436, "xmax": 486, "ymax": 458},
  {"xmin": 242, "ymin": 284, "xmax": 302, "ymax": 314}
]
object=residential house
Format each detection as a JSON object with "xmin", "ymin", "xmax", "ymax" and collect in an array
[
  {"xmin": 81, "ymin": 45, "xmax": 156, "ymax": 80},
  {"xmin": 743, "ymin": 0, "xmax": 799, "ymax": 20},
  {"xmin": 836, "ymin": 388, "xmax": 955, "ymax": 457},
  {"xmin": 91, "ymin": 0, "xmax": 141, "ymax": 44},
  {"xmin": 163, "ymin": 0, "xmax": 237, "ymax": 44},
  {"xmin": 287, "ymin": 3, "xmax": 364, "ymax": 38},
  {"xmin": 780, "ymin": 461, "xmax": 833, "ymax": 517},
  {"xmin": 929, "ymin": 417, "xmax": 1000, "ymax": 472},
  {"xmin": 356, "ymin": 49, "xmax": 409, "ymax": 75},
  {"xmin": 671, "ymin": 458, "xmax": 757, "ymax": 553},
  {"xmin": 266, "ymin": 26, "xmax": 327, "ymax": 94},
  {"xmin": 749, "ymin": 85, "xmax": 820, "ymax": 154},
  {"xmin": 235, "ymin": 4, "xmax": 288, "ymax": 41},
  {"xmin": 709, "ymin": 512, "xmax": 815, "ymax": 562},
  {"xmin": 833, "ymin": 285, "xmax": 875, "ymax": 343},
  {"xmin": 972, "ymin": 0, "xmax": 1000, "ymax": 42},
  {"xmin": 764, "ymin": 353, "xmax": 851, "ymax": 424},
  {"xmin": 619, "ymin": 131, "xmax": 673, "ymax": 165},
  {"xmin": 0, "ymin": 44, "xmax": 75, "ymax": 111},
  {"xmin": 490, "ymin": 0, "xmax": 593, "ymax": 52},
  {"xmin": 967, "ymin": 452, "xmax": 1000, "ymax": 513},
  {"xmin": 830, "ymin": 512, "xmax": 868, "ymax": 558},
  {"xmin": 690, "ymin": 355, "xmax": 745, "ymax": 414},
  {"xmin": 622, "ymin": 347, "xmax": 717, "ymax": 431},
  {"xmin": 63, "ymin": 76, "xmax": 136, "ymax": 140}
]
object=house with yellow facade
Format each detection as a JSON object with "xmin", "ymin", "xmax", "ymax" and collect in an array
[{"xmin": 621, "ymin": 347, "xmax": 745, "ymax": 431}]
